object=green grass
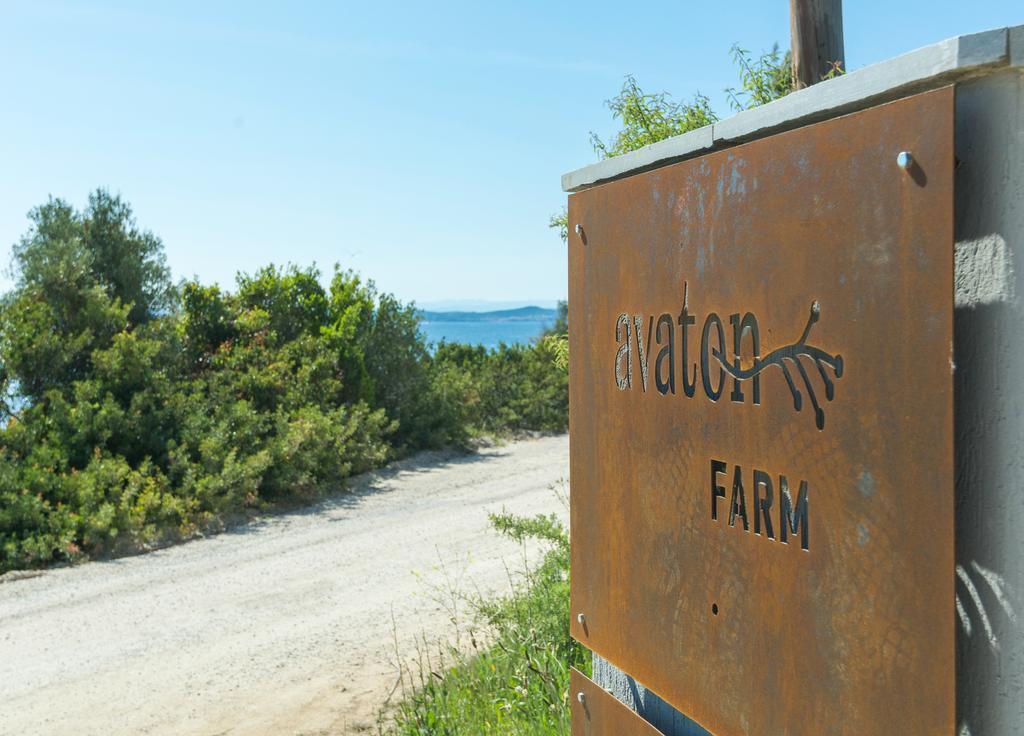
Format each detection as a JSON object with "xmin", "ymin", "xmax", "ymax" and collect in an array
[{"xmin": 383, "ymin": 502, "xmax": 589, "ymax": 735}]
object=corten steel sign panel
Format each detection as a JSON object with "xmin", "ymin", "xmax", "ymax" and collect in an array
[
  {"xmin": 571, "ymin": 668, "xmax": 665, "ymax": 736},
  {"xmin": 568, "ymin": 87, "xmax": 954, "ymax": 736}
]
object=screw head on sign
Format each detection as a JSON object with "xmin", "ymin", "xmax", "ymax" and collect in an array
[
  {"xmin": 577, "ymin": 692, "xmax": 586, "ymax": 704},
  {"xmin": 896, "ymin": 151, "xmax": 914, "ymax": 170},
  {"xmin": 577, "ymin": 612, "xmax": 586, "ymax": 624},
  {"xmin": 575, "ymin": 223, "xmax": 584, "ymax": 236}
]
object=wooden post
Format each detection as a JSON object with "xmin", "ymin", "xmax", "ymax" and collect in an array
[{"xmin": 790, "ymin": 0, "xmax": 844, "ymax": 89}]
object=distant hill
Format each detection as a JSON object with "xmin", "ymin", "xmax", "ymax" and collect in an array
[
  {"xmin": 417, "ymin": 299, "xmax": 561, "ymax": 312},
  {"xmin": 419, "ymin": 306, "xmax": 557, "ymax": 323}
]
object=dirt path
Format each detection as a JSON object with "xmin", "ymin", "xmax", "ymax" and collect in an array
[{"xmin": 0, "ymin": 435, "xmax": 569, "ymax": 735}]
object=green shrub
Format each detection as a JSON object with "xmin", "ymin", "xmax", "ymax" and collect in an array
[
  {"xmin": 431, "ymin": 340, "xmax": 568, "ymax": 436},
  {"xmin": 0, "ymin": 191, "xmax": 569, "ymax": 573}
]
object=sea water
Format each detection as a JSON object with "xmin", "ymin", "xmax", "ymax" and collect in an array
[{"xmin": 420, "ymin": 318, "xmax": 553, "ymax": 350}]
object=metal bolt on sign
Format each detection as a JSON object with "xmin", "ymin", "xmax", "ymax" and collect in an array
[
  {"xmin": 570, "ymin": 668, "xmax": 667, "ymax": 733},
  {"xmin": 897, "ymin": 151, "xmax": 914, "ymax": 169}
]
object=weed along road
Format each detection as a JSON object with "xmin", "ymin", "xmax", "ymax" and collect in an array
[{"xmin": 0, "ymin": 435, "xmax": 569, "ymax": 735}]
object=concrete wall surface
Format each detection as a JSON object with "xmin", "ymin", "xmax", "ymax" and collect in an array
[{"xmin": 953, "ymin": 69, "xmax": 1024, "ymax": 736}]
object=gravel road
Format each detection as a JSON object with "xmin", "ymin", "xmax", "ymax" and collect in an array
[{"xmin": 0, "ymin": 434, "xmax": 569, "ymax": 735}]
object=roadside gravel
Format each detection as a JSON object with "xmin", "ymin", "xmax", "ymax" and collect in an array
[{"xmin": 0, "ymin": 434, "xmax": 569, "ymax": 735}]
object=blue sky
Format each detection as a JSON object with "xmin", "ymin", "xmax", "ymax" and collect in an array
[{"xmin": 0, "ymin": 2, "xmax": 1019, "ymax": 308}]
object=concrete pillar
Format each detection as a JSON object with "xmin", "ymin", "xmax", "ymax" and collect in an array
[{"xmin": 953, "ymin": 68, "xmax": 1024, "ymax": 736}]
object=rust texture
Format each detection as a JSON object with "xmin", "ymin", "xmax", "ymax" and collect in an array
[
  {"xmin": 571, "ymin": 668, "xmax": 665, "ymax": 736},
  {"xmin": 568, "ymin": 87, "xmax": 955, "ymax": 736}
]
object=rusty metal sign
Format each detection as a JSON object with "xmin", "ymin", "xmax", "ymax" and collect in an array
[
  {"xmin": 571, "ymin": 668, "xmax": 665, "ymax": 736},
  {"xmin": 568, "ymin": 87, "xmax": 954, "ymax": 736}
]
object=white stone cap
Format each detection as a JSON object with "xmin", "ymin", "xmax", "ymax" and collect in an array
[{"xmin": 562, "ymin": 25, "xmax": 1023, "ymax": 193}]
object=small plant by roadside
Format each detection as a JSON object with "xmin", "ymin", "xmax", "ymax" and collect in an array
[{"xmin": 383, "ymin": 493, "xmax": 586, "ymax": 735}]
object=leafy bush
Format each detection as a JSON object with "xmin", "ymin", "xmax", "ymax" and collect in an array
[
  {"xmin": 431, "ymin": 339, "xmax": 568, "ymax": 435},
  {"xmin": 589, "ymin": 74, "xmax": 718, "ymax": 158},
  {"xmin": 725, "ymin": 43, "xmax": 794, "ymax": 111},
  {"xmin": 0, "ymin": 191, "xmax": 568, "ymax": 573}
]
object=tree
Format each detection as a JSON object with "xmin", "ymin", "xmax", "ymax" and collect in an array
[
  {"xmin": 0, "ymin": 190, "xmax": 175, "ymax": 405},
  {"xmin": 79, "ymin": 190, "xmax": 175, "ymax": 324}
]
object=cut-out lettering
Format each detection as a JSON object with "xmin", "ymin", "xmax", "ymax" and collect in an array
[
  {"xmin": 710, "ymin": 461, "xmax": 810, "ymax": 551},
  {"xmin": 678, "ymin": 282, "xmax": 698, "ymax": 398},
  {"xmin": 729, "ymin": 312, "xmax": 761, "ymax": 405},
  {"xmin": 655, "ymin": 314, "xmax": 675, "ymax": 395},
  {"xmin": 753, "ymin": 469, "xmax": 775, "ymax": 539},
  {"xmin": 729, "ymin": 465, "xmax": 749, "ymax": 531},
  {"xmin": 710, "ymin": 459, "xmax": 727, "ymax": 520},
  {"xmin": 701, "ymin": 313, "xmax": 726, "ymax": 401},
  {"xmin": 612, "ymin": 283, "xmax": 843, "ymax": 430},
  {"xmin": 615, "ymin": 314, "xmax": 631, "ymax": 390},
  {"xmin": 633, "ymin": 315, "xmax": 653, "ymax": 392},
  {"xmin": 780, "ymin": 476, "xmax": 809, "ymax": 551}
]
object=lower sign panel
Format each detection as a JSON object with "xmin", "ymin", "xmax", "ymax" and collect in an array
[
  {"xmin": 571, "ymin": 668, "xmax": 665, "ymax": 736},
  {"xmin": 568, "ymin": 88, "xmax": 955, "ymax": 735}
]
